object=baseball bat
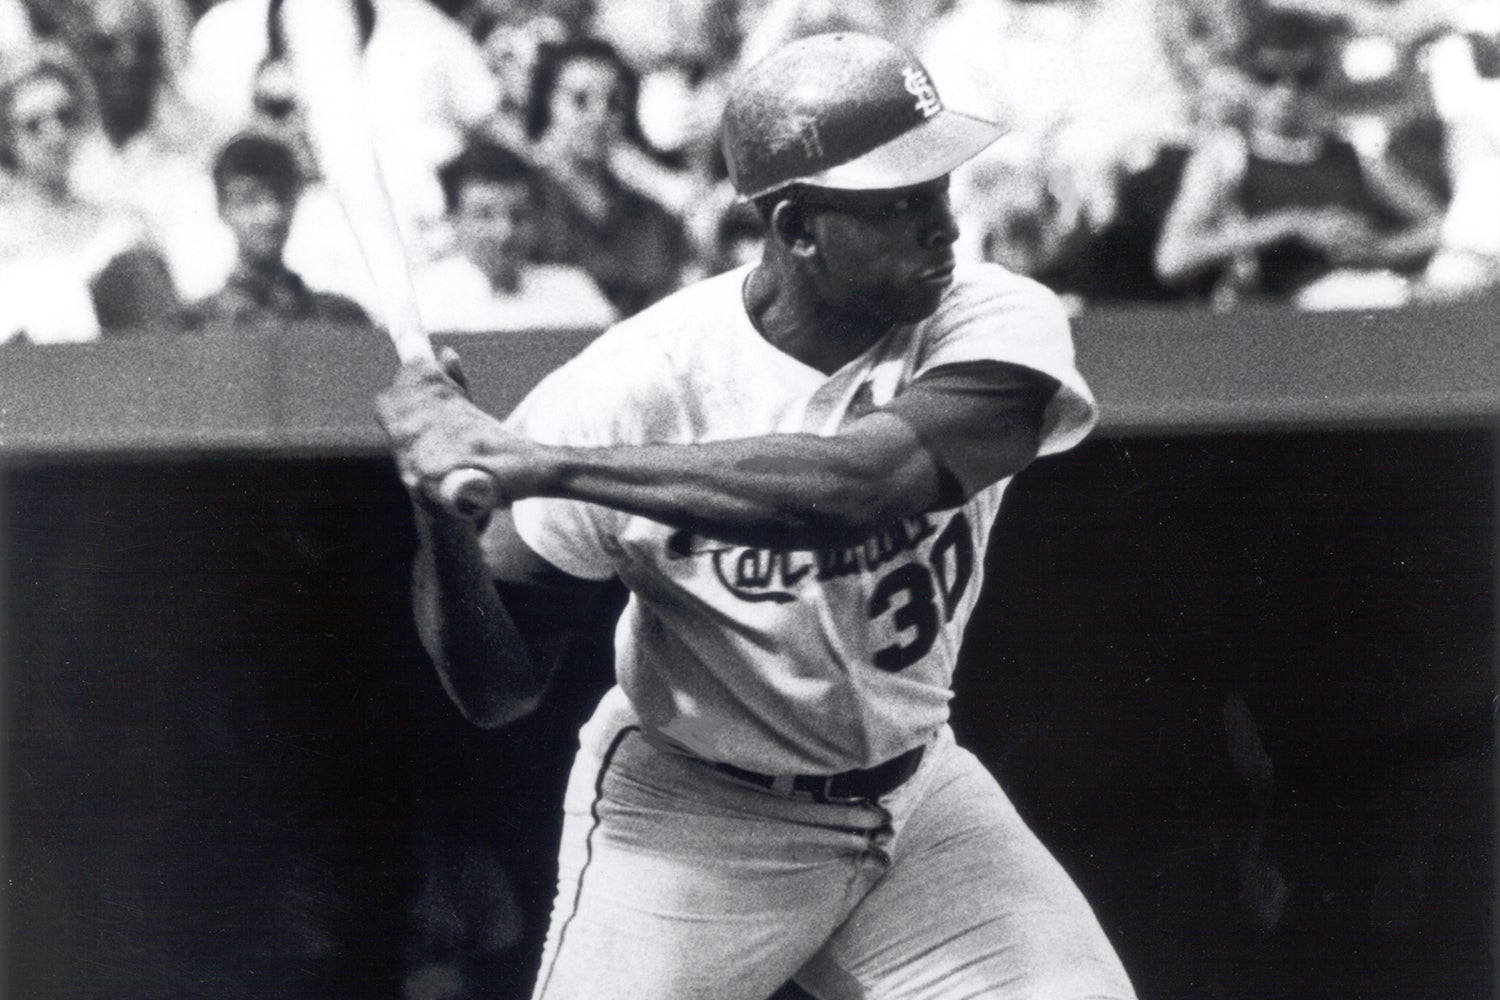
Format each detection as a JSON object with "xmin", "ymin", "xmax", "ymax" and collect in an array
[{"xmin": 278, "ymin": 0, "xmax": 497, "ymax": 519}]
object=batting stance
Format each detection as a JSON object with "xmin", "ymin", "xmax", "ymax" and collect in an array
[{"xmin": 379, "ymin": 31, "xmax": 1137, "ymax": 1000}]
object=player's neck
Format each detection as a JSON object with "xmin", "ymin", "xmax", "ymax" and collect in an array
[{"xmin": 743, "ymin": 265, "xmax": 891, "ymax": 376}]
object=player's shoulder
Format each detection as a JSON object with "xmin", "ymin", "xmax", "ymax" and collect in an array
[
  {"xmin": 931, "ymin": 261, "xmax": 1071, "ymax": 329},
  {"xmin": 949, "ymin": 260, "xmax": 1065, "ymax": 305},
  {"xmin": 511, "ymin": 269, "xmax": 746, "ymax": 438},
  {"xmin": 564, "ymin": 266, "xmax": 747, "ymax": 370}
]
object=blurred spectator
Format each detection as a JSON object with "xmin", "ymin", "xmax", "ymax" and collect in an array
[
  {"xmin": 1415, "ymin": 1, "xmax": 1500, "ymax": 298},
  {"xmin": 920, "ymin": 0, "xmax": 1196, "ymax": 281},
  {"xmin": 0, "ymin": 41, "xmax": 177, "ymax": 344},
  {"xmin": 61, "ymin": 0, "xmax": 228, "ymax": 300},
  {"xmin": 0, "ymin": 0, "xmax": 32, "ymax": 62},
  {"xmin": 1038, "ymin": 142, "xmax": 1224, "ymax": 307},
  {"xmin": 1154, "ymin": 8, "xmax": 1444, "ymax": 309},
  {"xmin": 526, "ymin": 37, "xmax": 693, "ymax": 316},
  {"xmin": 471, "ymin": 5, "xmax": 568, "ymax": 153},
  {"xmin": 587, "ymin": 0, "xmax": 744, "ymax": 267},
  {"xmin": 945, "ymin": 128, "xmax": 1213, "ymax": 313},
  {"xmin": 952, "ymin": 134, "xmax": 1092, "ymax": 282},
  {"xmin": 183, "ymin": 0, "xmax": 499, "ymax": 241},
  {"xmin": 178, "ymin": 133, "xmax": 368, "ymax": 332},
  {"xmin": 594, "ymin": 0, "xmax": 728, "ymax": 72},
  {"xmin": 1152, "ymin": 0, "xmax": 1258, "ymax": 128},
  {"xmin": 461, "ymin": 0, "xmax": 578, "ymax": 42},
  {"xmin": 918, "ymin": 0, "xmax": 1103, "ymax": 148},
  {"xmin": 463, "ymin": 0, "xmax": 597, "ymax": 36},
  {"xmin": 736, "ymin": 0, "xmax": 936, "ymax": 67},
  {"xmin": 708, "ymin": 199, "xmax": 765, "ymax": 275},
  {"xmin": 593, "ymin": 0, "xmax": 739, "ymax": 172},
  {"xmin": 236, "ymin": 46, "xmax": 385, "ymax": 313},
  {"xmin": 415, "ymin": 141, "xmax": 615, "ymax": 333}
]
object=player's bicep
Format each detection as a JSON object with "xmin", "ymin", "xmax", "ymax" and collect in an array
[{"xmin": 877, "ymin": 360, "xmax": 1059, "ymax": 501}]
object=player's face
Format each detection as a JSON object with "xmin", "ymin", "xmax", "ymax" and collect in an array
[
  {"xmin": 546, "ymin": 57, "xmax": 624, "ymax": 164},
  {"xmin": 219, "ymin": 176, "xmax": 295, "ymax": 267},
  {"xmin": 455, "ymin": 178, "xmax": 534, "ymax": 286},
  {"xmin": 800, "ymin": 176, "xmax": 960, "ymax": 325},
  {"xmin": 7, "ymin": 74, "xmax": 84, "ymax": 190}
]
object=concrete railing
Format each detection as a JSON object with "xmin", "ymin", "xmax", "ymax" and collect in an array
[{"xmin": 2, "ymin": 294, "xmax": 1497, "ymax": 457}]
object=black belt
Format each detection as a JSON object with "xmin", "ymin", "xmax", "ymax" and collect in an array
[{"xmin": 707, "ymin": 744, "xmax": 926, "ymax": 804}]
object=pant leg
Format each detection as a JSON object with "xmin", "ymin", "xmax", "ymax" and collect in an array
[
  {"xmin": 531, "ymin": 723, "xmax": 892, "ymax": 1000},
  {"xmin": 794, "ymin": 738, "xmax": 1136, "ymax": 1000}
]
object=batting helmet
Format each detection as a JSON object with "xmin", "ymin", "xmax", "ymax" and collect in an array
[{"xmin": 721, "ymin": 33, "xmax": 1003, "ymax": 200}]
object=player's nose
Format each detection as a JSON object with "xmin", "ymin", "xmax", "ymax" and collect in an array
[{"xmin": 919, "ymin": 190, "xmax": 960, "ymax": 249}]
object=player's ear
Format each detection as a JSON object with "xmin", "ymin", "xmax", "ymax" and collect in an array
[{"xmin": 769, "ymin": 198, "xmax": 818, "ymax": 261}]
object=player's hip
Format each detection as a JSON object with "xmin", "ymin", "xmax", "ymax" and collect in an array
[{"xmin": 569, "ymin": 688, "xmax": 959, "ymax": 833}]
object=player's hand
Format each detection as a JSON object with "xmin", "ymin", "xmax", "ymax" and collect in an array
[{"xmin": 375, "ymin": 356, "xmax": 533, "ymax": 513}]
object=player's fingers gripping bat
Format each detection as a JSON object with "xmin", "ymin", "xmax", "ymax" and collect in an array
[{"xmin": 278, "ymin": 0, "xmax": 497, "ymax": 519}]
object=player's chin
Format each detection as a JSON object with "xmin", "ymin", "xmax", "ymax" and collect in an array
[{"xmin": 894, "ymin": 280, "xmax": 949, "ymax": 323}]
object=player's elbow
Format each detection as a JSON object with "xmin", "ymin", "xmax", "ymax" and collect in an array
[
  {"xmin": 435, "ymin": 654, "xmax": 545, "ymax": 728},
  {"xmin": 422, "ymin": 636, "xmax": 546, "ymax": 729}
]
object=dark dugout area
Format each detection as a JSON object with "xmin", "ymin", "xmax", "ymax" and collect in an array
[{"xmin": 3, "ymin": 427, "xmax": 1491, "ymax": 999}]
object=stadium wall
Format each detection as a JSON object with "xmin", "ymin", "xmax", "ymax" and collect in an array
[{"xmin": 3, "ymin": 299, "xmax": 1495, "ymax": 999}]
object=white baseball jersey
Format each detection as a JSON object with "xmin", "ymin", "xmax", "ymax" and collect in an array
[{"xmin": 506, "ymin": 262, "xmax": 1096, "ymax": 775}]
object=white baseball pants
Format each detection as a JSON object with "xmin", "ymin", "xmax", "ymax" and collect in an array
[{"xmin": 530, "ymin": 689, "xmax": 1137, "ymax": 1000}]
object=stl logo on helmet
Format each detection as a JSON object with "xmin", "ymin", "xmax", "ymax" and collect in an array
[
  {"xmin": 902, "ymin": 66, "xmax": 942, "ymax": 118},
  {"xmin": 793, "ymin": 115, "xmax": 825, "ymax": 161}
]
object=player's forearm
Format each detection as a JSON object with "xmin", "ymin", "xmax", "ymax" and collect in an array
[
  {"xmin": 412, "ymin": 507, "xmax": 543, "ymax": 728},
  {"xmin": 522, "ymin": 425, "xmax": 946, "ymax": 550}
]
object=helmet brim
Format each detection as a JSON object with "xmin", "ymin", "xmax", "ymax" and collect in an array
[{"xmin": 737, "ymin": 107, "xmax": 1004, "ymax": 201}]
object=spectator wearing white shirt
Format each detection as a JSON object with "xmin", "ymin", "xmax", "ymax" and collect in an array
[
  {"xmin": 416, "ymin": 141, "xmax": 615, "ymax": 334},
  {"xmin": 0, "ymin": 0, "xmax": 31, "ymax": 62},
  {"xmin": 61, "ymin": 0, "xmax": 227, "ymax": 299},
  {"xmin": 182, "ymin": 0, "xmax": 500, "ymax": 239},
  {"xmin": 1417, "ymin": 1, "xmax": 1500, "ymax": 298},
  {"xmin": 1, "ymin": 40, "xmax": 177, "ymax": 343}
]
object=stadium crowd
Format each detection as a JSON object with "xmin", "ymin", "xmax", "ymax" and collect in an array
[{"xmin": 1, "ymin": 0, "xmax": 1497, "ymax": 344}]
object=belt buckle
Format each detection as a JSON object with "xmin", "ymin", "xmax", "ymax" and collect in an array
[{"xmin": 810, "ymin": 774, "xmax": 867, "ymax": 805}]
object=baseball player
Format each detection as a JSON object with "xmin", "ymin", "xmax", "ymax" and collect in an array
[{"xmin": 379, "ymin": 31, "xmax": 1137, "ymax": 1000}]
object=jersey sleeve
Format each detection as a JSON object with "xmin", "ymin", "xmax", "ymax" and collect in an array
[
  {"xmin": 915, "ymin": 264, "xmax": 1097, "ymax": 457},
  {"xmin": 502, "ymin": 343, "xmax": 634, "ymax": 582},
  {"xmin": 884, "ymin": 361, "xmax": 1060, "ymax": 500}
]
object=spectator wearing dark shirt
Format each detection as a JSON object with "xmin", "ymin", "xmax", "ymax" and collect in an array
[
  {"xmin": 180, "ymin": 133, "xmax": 368, "ymax": 331},
  {"xmin": 525, "ymin": 37, "xmax": 693, "ymax": 317},
  {"xmin": 1154, "ymin": 8, "xmax": 1442, "ymax": 309}
]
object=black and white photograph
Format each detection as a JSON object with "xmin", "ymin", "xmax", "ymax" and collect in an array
[{"xmin": 1, "ymin": 0, "xmax": 1495, "ymax": 997}]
